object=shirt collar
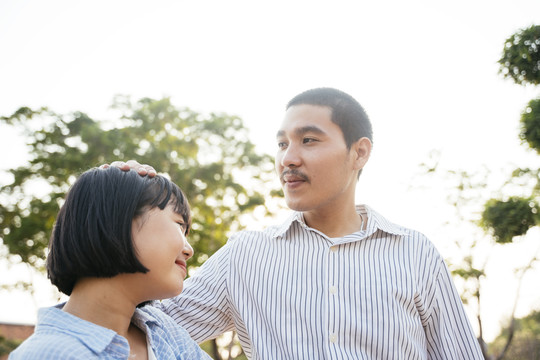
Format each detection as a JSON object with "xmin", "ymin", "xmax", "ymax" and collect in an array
[
  {"xmin": 36, "ymin": 304, "xmax": 160, "ymax": 356},
  {"xmin": 131, "ymin": 306, "xmax": 160, "ymax": 329},
  {"xmin": 131, "ymin": 306, "xmax": 161, "ymax": 350},
  {"xmin": 37, "ymin": 304, "xmax": 124, "ymax": 354},
  {"xmin": 363, "ymin": 205, "xmax": 407, "ymax": 237},
  {"xmin": 272, "ymin": 204, "xmax": 406, "ymax": 240},
  {"xmin": 271, "ymin": 211, "xmax": 304, "ymax": 239}
]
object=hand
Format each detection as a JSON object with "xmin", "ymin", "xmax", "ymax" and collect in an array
[{"xmin": 100, "ymin": 160, "xmax": 157, "ymax": 177}]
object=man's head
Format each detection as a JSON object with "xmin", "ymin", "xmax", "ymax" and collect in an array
[
  {"xmin": 47, "ymin": 167, "xmax": 191, "ymax": 295},
  {"xmin": 276, "ymin": 88, "xmax": 372, "ymax": 213},
  {"xmin": 286, "ymin": 87, "xmax": 373, "ymax": 150}
]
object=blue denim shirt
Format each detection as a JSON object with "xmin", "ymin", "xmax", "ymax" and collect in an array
[{"xmin": 9, "ymin": 303, "xmax": 211, "ymax": 359}]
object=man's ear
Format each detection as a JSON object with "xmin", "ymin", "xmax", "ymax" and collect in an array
[{"xmin": 351, "ymin": 137, "xmax": 372, "ymax": 171}]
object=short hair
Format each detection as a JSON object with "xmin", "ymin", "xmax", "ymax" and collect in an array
[
  {"xmin": 47, "ymin": 167, "xmax": 191, "ymax": 295},
  {"xmin": 286, "ymin": 87, "xmax": 373, "ymax": 149}
]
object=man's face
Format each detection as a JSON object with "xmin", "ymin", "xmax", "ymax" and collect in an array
[{"xmin": 275, "ymin": 104, "xmax": 362, "ymax": 214}]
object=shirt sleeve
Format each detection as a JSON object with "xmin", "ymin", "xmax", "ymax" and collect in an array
[
  {"xmin": 157, "ymin": 241, "xmax": 235, "ymax": 343},
  {"xmin": 423, "ymin": 259, "xmax": 484, "ymax": 360}
]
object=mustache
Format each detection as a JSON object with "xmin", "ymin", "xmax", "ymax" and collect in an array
[{"xmin": 280, "ymin": 169, "xmax": 309, "ymax": 182}]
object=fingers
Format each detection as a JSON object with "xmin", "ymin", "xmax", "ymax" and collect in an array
[
  {"xmin": 99, "ymin": 160, "xmax": 157, "ymax": 177},
  {"xmin": 110, "ymin": 161, "xmax": 131, "ymax": 171},
  {"xmin": 125, "ymin": 160, "xmax": 157, "ymax": 177}
]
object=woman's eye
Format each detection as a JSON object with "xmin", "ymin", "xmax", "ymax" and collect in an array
[{"xmin": 277, "ymin": 142, "xmax": 287, "ymax": 149}]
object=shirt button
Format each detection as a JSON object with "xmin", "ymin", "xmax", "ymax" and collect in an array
[
  {"xmin": 329, "ymin": 334, "xmax": 337, "ymax": 343},
  {"xmin": 330, "ymin": 246, "xmax": 338, "ymax": 252},
  {"xmin": 330, "ymin": 286, "xmax": 337, "ymax": 294}
]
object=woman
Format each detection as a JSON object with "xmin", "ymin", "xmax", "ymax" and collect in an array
[{"xmin": 10, "ymin": 167, "xmax": 210, "ymax": 359}]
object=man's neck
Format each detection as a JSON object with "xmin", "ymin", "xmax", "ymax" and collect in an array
[{"xmin": 302, "ymin": 204, "xmax": 365, "ymax": 238}]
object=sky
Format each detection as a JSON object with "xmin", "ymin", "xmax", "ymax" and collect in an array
[{"xmin": 1, "ymin": 0, "xmax": 540, "ymax": 343}]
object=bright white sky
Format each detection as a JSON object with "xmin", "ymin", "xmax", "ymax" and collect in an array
[{"xmin": 1, "ymin": 0, "xmax": 540, "ymax": 343}]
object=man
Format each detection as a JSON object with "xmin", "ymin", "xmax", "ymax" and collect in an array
[{"xmin": 111, "ymin": 88, "xmax": 483, "ymax": 359}]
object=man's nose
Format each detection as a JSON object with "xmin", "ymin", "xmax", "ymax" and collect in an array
[{"xmin": 280, "ymin": 144, "xmax": 302, "ymax": 168}]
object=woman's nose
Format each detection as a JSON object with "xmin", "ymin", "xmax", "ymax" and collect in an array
[{"xmin": 183, "ymin": 240, "xmax": 194, "ymax": 260}]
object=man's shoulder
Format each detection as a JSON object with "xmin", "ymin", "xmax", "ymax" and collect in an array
[
  {"xmin": 366, "ymin": 206, "xmax": 435, "ymax": 249},
  {"xmin": 226, "ymin": 228, "xmax": 278, "ymax": 249},
  {"xmin": 393, "ymin": 223, "xmax": 430, "ymax": 240},
  {"xmin": 366, "ymin": 206, "xmax": 426, "ymax": 236},
  {"xmin": 228, "ymin": 214, "xmax": 296, "ymax": 245}
]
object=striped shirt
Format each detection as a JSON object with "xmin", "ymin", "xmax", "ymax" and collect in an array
[
  {"xmin": 9, "ymin": 304, "xmax": 211, "ymax": 359},
  {"xmin": 160, "ymin": 205, "xmax": 483, "ymax": 359}
]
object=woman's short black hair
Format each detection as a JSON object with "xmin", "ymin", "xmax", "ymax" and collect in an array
[{"xmin": 47, "ymin": 167, "xmax": 191, "ymax": 295}]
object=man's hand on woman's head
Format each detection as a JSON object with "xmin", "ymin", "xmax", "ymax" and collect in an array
[{"xmin": 100, "ymin": 160, "xmax": 157, "ymax": 177}]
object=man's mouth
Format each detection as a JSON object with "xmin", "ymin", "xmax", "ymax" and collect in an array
[{"xmin": 280, "ymin": 170, "xmax": 309, "ymax": 184}]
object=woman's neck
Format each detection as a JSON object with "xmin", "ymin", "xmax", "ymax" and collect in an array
[{"xmin": 62, "ymin": 277, "xmax": 137, "ymax": 338}]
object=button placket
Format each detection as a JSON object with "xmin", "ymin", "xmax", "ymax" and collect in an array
[{"xmin": 328, "ymin": 243, "xmax": 339, "ymax": 347}]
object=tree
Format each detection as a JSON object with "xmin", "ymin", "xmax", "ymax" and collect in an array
[
  {"xmin": 489, "ymin": 310, "xmax": 540, "ymax": 360},
  {"xmin": 414, "ymin": 24, "xmax": 540, "ymax": 360},
  {"xmin": 417, "ymin": 146, "xmax": 539, "ymax": 360},
  {"xmin": 483, "ymin": 24, "xmax": 540, "ymax": 359},
  {"xmin": 468, "ymin": 24, "xmax": 540, "ymax": 359},
  {"xmin": 0, "ymin": 96, "xmax": 279, "ymax": 359},
  {"xmin": 0, "ymin": 336, "xmax": 21, "ymax": 357},
  {"xmin": 520, "ymin": 98, "xmax": 540, "ymax": 153},
  {"xmin": 499, "ymin": 25, "xmax": 540, "ymax": 86}
]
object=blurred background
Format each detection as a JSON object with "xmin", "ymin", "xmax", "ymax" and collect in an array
[{"xmin": 1, "ymin": 1, "xmax": 540, "ymax": 358}]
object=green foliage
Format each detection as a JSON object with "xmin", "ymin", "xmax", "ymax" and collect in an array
[
  {"xmin": 521, "ymin": 98, "xmax": 540, "ymax": 153},
  {"xmin": 499, "ymin": 25, "xmax": 540, "ymax": 86},
  {"xmin": 481, "ymin": 197, "xmax": 539, "ymax": 244},
  {"xmin": 0, "ymin": 335, "xmax": 21, "ymax": 356},
  {"xmin": 0, "ymin": 97, "xmax": 278, "ymax": 271},
  {"xmin": 451, "ymin": 262, "xmax": 485, "ymax": 281},
  {"xmin": 489, "ymin": 310, "xmax": 540, "ymax": 360},
  {"xmin": 450, "ymin": 256, "xmax": 485, "ymax": 306},
  {"xmin": 489, "ymin": 24, "xmax": 540, "ymax": 246}
]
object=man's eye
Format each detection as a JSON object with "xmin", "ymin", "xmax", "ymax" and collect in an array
[
  {"xmin": 303, "ymin": 138, "xmax": 317, "ymax": 144},
  {"xmin": 277, "ymin": 142, "xmax": 288, "ymax": 149}
]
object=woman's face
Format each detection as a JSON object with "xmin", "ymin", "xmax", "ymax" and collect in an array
[{"xmin": 130, "ymin": 204, "xmax": 193, "ymax": 300}]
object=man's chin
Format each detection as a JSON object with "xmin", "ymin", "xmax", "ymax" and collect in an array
[{"xmin": 285, "ymin": 198, "xmax": 309, "ymax": 212}]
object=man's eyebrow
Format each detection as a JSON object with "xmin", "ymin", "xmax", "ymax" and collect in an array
[{"xmin": 276, "ymin": 126, "xmax": 326, "ymax": 138}]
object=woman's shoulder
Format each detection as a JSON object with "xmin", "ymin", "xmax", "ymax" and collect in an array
[
  {"xmin": 9, "ymin": 330, "xmax": 96, "ymax": 359},
  {"xmin": 10, "ymin": 305, "xmax": 123, "ymax": 359}
]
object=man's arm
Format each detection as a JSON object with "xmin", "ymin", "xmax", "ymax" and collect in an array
[
  {"xmin": 157, "ymin": 242, "xmax": 236, "ymax": 342},
  {"xmin": 424, "ymin": 261, "xmax": 484, "ymax": 359}
]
